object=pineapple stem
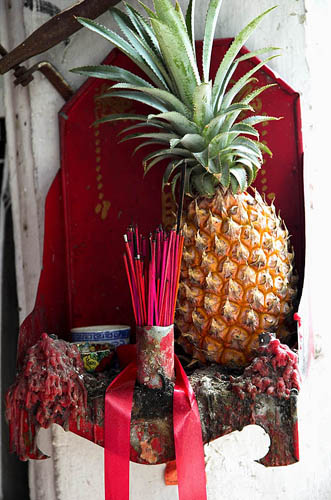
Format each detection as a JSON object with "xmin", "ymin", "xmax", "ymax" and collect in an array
[{"xmin": 176, "ymin": 161, "xmax": 186, "ymax": 233}]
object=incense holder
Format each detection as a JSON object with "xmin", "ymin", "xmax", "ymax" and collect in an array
[{"xmin": 136, "ymin": 325, "xmax": 174, "ymax": 389}]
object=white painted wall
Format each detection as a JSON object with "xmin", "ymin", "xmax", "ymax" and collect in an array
[{"xmin": 1, "ymin": 1, "xmax": 331, "ymax": 499}]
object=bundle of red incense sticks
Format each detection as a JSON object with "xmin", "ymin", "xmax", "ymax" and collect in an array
[{"xmin": 123, "ymin": 225, "xmax": 184, "ymax": 327}]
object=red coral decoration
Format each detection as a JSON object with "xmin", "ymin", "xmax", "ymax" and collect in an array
[
  {"xmin": 6, "ymin": 333, "xmax": 87, "ymax": 461},
  {"xmin": 230, "ymin": 337, "xmax": 301, "ymax": 400}
]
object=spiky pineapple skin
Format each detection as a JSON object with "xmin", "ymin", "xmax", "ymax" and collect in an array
[{"xmin": 176, "ymin": 188, "xmax": 297, "ymax": 366}]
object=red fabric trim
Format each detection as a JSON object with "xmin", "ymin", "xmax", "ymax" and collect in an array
[
  {"xmin": 104, "ymin": 362, "xmax": 137, "ymax": 500},
  {"xmin": 173, "ymin": 355, "xmax": 207, "ymax": 500}
]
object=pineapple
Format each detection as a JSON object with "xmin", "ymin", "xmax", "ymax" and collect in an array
[
  {"xmin": 177, "ymin": 188, "xmax": 296, "ymax": 365},
  {"xmin": 73, "ymin": 0, "xmax": 297, "ymax": 366}
]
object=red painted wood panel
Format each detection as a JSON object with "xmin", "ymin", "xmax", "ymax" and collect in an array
[{"xmin": 17, "ymin": 39, "xmax": 305, "ymax": 371}]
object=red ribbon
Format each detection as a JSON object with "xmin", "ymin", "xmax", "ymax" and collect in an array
[
  {"xmin": 173, "ymin": 355, "xmax": 207, "ymax": 500},
  {"xmin": 104, "ymin": 361, "xmax": 137, "ymax": 500},
  {"xmin": 104, "ymin": 347, "xmax": 206, "ymax": 500}
]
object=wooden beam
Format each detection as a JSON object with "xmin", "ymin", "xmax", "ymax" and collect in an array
[{"xmin": 0, "ymin": 0, "xmax": 122, "ymax": 74}]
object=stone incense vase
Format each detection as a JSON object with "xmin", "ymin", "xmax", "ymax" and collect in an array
[{"xmin": 136, "ymin": 325, "xmax": 175, "ymax": 389}]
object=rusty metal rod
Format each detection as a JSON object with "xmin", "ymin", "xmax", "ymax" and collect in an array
[
  {"xmin": 0, "ymin": 0, "xmax": 122, "ymax": 75},
  {"xmin": 0, "ymin": 43, "xmax": 34, "ymax": 85},
  {"xmin": 1, "ymin": 43, "xmax": 73, "ymax": 100},
  {"xmin": 14, "ymin": 61, "xmax": 74, "ymax": 101}
]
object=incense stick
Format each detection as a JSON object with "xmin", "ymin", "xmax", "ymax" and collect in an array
[
  {"xmin": 123, "ymin": 254, "xmax": 138, "ymax": 324},
  {"xmin": 123, "ymin": 225, "xmax": 184, "ymax": 327}
]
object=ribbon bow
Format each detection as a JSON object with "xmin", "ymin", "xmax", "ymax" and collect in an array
[{"xmin": 105, "ymin": 347, "xmax": 207, "ymax": 500}]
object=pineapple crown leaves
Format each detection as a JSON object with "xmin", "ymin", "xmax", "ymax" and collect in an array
[{"xmin": 72, "ymin": 0, "xmax": 281, "ymax": 197}]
